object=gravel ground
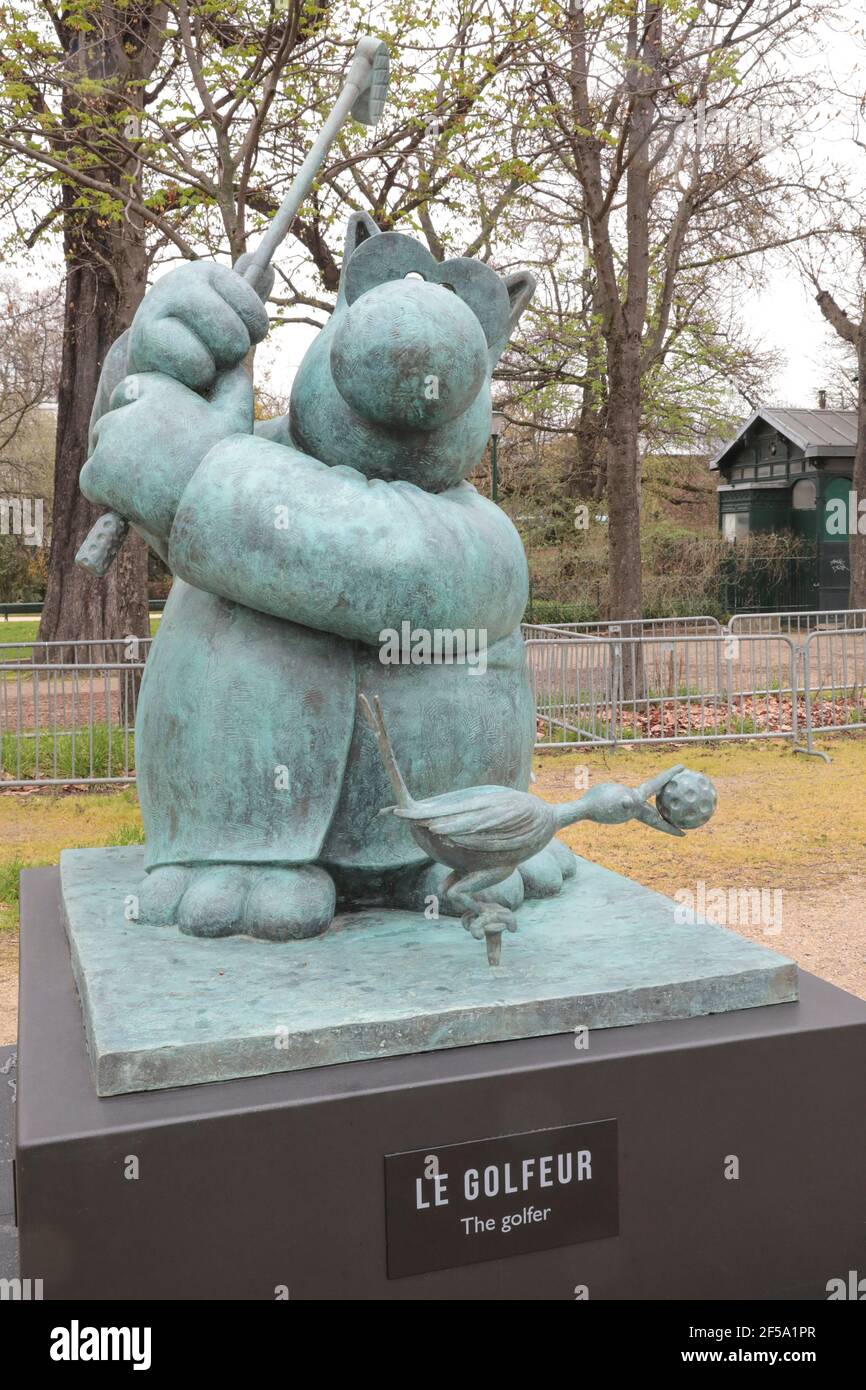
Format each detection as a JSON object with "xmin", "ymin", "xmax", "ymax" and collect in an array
[{"xmin": 0, "ymin": 939, "xmax": 16, "ymax": 1048}]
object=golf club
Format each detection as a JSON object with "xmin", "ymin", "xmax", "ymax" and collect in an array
[{"xmin": 76, "ymin": 36, "xmax": 390, "ymax": 579}]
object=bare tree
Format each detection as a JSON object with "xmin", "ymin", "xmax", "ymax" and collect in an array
[
  {"xmin": 804, "ymin": 243, "xmax": 866, "ymax": 606},
  {"xmin": 518, "ymin": 0, "xmax": 829, "ymax": 619},
  {"xmin": 496, "ymin": 231, "xmax": 781, "ymax": 504},
  {"xmin": 792, "ymin": 20, "xmax": 866, "ymax": 608},
  {"xmin": 0, "ymin": 277, "xmax": 62, "ymax": 457}
]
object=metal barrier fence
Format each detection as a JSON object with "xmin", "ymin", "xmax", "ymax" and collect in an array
[
  {"xmin": 729, "ymin": 608, "xmax": 866, "ymax": 636},
  {"xmin": 2, "ymin": 625, "xmax": 865, "ymax": 785},
  {"xmin": 527, "ymin": 632, "xmax": 803, "ymax": 749},
  {"xmin": 526, "ymin": 610, "xmax": 864, "ymax": 641},
  {"xmin": 799, "ymin": 626, "xmax": 866, "ymax": 756},
  {"xmin": 0, "ymin": 600, "xmax": 168, "ymax": 620},
  {"xmin": 0, "ymin": 638, "xmax": 150, "ymax": 786},
  {"xmin": 522, "ymin": 615, "xmax": 723, "ymax": 642}
]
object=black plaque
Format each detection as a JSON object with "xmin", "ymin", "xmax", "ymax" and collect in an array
[{"xmin": 385, "ymin": 1119, "xmax": 618, "ymax": 1278}]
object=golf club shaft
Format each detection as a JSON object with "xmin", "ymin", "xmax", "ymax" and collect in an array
[
  {"xmin": 246, "ymin": 42, "xmax": 383, "ymax": 276},
  {"xmin": 76, "ymin": 39, "xmax": 387, "ymax": 579}
]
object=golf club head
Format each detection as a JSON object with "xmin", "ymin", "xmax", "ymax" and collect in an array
[{"xmin": 350, "ymin": 40, "xmax": 390, "ymax": 126}]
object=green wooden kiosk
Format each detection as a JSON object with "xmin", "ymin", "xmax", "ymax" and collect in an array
[{"xmin": 711, "ymin": 407, "xmax": 857, "ymax": 611}]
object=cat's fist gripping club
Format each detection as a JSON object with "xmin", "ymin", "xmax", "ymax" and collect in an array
[{"xmin": 127, "ymin": 261, "xmax": 271, "ymax": 393}]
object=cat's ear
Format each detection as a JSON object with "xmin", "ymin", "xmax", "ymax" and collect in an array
[
  {"xmin": 338, "ymin": 213, "xmax": 381, "ymax": 300},
  {"xmin": 487, "ymin": 268, "xmax": 538, "ymax": 366},
  {"xmin": 504, "ymin": 270, "xmax": 536, "ymax": 334}
]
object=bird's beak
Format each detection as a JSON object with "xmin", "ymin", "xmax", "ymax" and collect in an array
[
  {"xmin": 633, "ymin": 802, "xmax": 685, "ymax": 837},
  {"xmin": 635, "ymin": 764, "xmax": 685, "ymax": 800}
]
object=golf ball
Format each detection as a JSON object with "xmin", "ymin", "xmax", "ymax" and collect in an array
[{"xmin": 656, "ymin": 769, "xmax": 717, "ymax": 830}]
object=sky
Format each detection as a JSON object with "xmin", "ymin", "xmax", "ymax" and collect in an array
[
  {"xmin": 743, "ymin": 269, "xmax": 849, "ymax": 408},
  {"xmin": 737, "ymin": 2, "xmax": 865, "ymax": 409}
]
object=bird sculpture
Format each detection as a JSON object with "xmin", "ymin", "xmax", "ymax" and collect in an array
[{"xmin": 358, "ymin": 693, "xmax": 716, "ymax": 966}]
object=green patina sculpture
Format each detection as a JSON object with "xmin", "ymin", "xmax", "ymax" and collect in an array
[
  {"xmin": 52, "ymin": 40, "xmax": 795, "ymax": 1101},
  {"xmin": 76, "ymin": 41, "xmax": 717, "ymax": 955},
  {"xmin": 361, "ymin": 693, "xmax": 715, "ymax": 963},
  {"xmin": 80, "ymin": 211, "xmax": 548, "ymax": 941},
  {"xmin": 79, "ymin": 212, "xmax": 719, "ymax": 950}
]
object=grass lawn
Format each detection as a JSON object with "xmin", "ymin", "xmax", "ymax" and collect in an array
[
  {"xmin": 1, "ymin": 728, "xmax": 136, "ymax": 782},
  {"xmin": 1, "ymin": 731, "xmax": 864, "ymax": 1044},
  {"xmin": 0, "ymin": 614, "xmax": 161, "ymax": 662},
  {"xmin": 0, "ymin": 786, "xmax": 144, "ymax": 933},
  {"xmin": 544, "ymin": 736, "xmax": 866, "ymax": 894}
]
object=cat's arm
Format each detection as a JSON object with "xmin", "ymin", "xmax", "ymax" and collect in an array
[{"xmin": 168, "ymin": 433, "xmax": 527, "ymax": 645}]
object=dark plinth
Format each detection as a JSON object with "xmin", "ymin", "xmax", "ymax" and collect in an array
[{"xmin": 16, "ymin": 867, "xmax": 866, "ymax": 1300}]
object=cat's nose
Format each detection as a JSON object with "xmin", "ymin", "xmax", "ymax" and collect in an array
[{"xmin": 330, "ymin": 279, "xmax": 488, "ymax": 430}]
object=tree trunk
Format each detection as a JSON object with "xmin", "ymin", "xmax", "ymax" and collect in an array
[
  {"xmin": 605, "ymin": 339, "xmax": 643, "ymax": 621},
  {"xmin": 38, "ymin": 20, "xmax": 152, "ymax": 657},
  {"xmin": 37, "ymin": 187, "xmax": 149, "ymax": 658},
  {"xmin": 565, "ymin": 391, "xmax": 607, "ymax": 501},
  {"xmin": 850, "ymin": 324, "xmax": 866, "ymax": 609}
]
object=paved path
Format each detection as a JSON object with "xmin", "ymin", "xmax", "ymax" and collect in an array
[{"xmin": 0, "ymin": 1045, "xmax": 16, "ymax": 1280}]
